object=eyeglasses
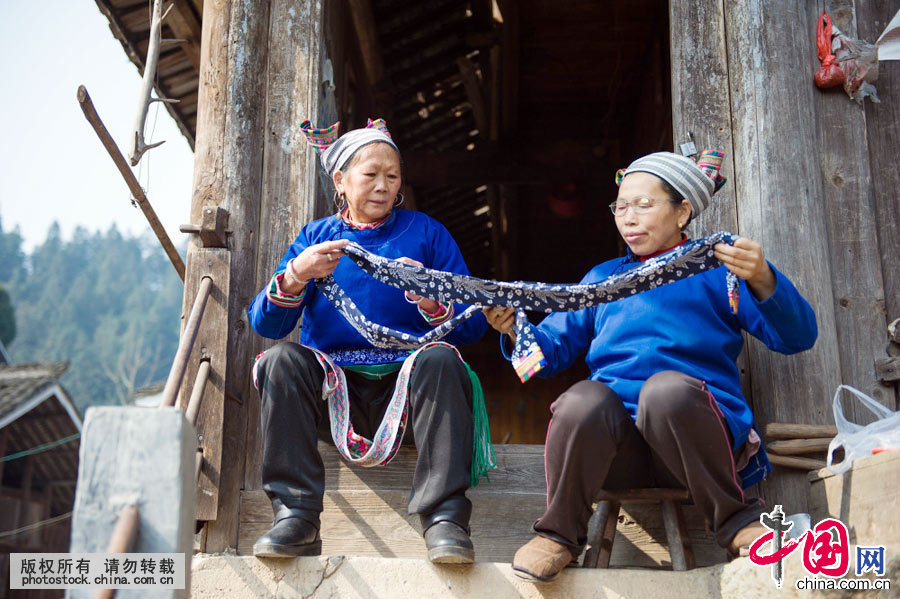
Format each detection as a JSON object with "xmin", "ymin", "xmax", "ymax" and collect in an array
[{"xmin": 608, "ymin": 197, "xmax": 671, "ymax": 216}]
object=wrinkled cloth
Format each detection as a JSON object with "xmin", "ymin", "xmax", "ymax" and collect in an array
[
  {"xmin": 247, "ymin": 209, "xmax": 488, "ymax": 361},
  {"xmin": 322, "ymin": 231, "xmax": 740, "ymax": 381}
]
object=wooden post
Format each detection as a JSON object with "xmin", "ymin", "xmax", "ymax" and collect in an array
[
  {"xmin": 718, "ymin": 1, "xmax": 844, "ymax": 514},
  {"xmin": 179, "ymin": 0, "xmax": 328, "ymax": 554},
  {"xmin": 244, "ymin": 0, "xmax": 327, "ymax": 492},
  {"xmin": 858, "ymin": 1, "xmax": 900, "ymax": 411},
  {"xmin": 817, "ymin": 0, "xmax": 893, "ymax": 416},
  {"xmin": 186, "ymin": 0, "xmax": 272, "ymax": 553}
]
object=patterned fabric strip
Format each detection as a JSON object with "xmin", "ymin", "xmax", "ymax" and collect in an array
[
  {"xmin": 252, "ymin": 341, "xmax": 496, "ymax": 483},
  {"xmin": 320, "ymin": 231, "xmax": 740, "ymax": 382}
]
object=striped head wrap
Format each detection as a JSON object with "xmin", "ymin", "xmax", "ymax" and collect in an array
[
  {"xmin": 301, "ymin": 118, "xmax": 400, "ymax": 178},
  {"xmin": 615, "ymin": 149, "xmax": 727, "ymax": 217}
]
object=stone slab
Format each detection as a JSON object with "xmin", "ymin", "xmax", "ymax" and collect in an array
[{"xmin": 67, "ymin": 407, "xmax": 197, "ymax": 598}]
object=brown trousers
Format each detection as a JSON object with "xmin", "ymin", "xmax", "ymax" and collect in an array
[{"xmin": 535, "ymin": 371, "xmax": 764, "ymax": 553}]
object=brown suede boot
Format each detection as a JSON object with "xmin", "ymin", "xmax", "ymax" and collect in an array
[
  {"xmin": 727, "ymin": 521, "xmax": 768, "ymax": 558},
  {"xmin": 511, "ymin": 536, "xmax": 576, "ymax": 583}
]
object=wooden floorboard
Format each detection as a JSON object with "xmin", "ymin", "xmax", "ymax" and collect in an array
[{"xmin": 238, "ymin": 443, "xmax": 729, "ymax": 566}]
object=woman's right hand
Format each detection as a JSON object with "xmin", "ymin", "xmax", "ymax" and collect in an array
[
  {"xmin": 482, "ymin": 306, "xmax": 517, "ymax": 340},
  {"xmin": 282, "ymin": 239, "xmax": 349, "ymax": 293}
]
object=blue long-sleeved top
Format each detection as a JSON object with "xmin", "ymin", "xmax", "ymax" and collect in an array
[
  {"xmin": 249, "ymin": 209, "xmax": 487, "ymax": 361},
  {"xmin": 503, "ymin": 249, "xmax": 818, "ymax": 487}
]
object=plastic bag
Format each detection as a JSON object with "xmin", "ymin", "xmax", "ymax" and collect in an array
[
  {"xmin": 826, "ymin": 385, "xmax": 900, "ymax": 474},
  {"xmin": 831, "ymin": 24, "xmax": 880, "ymax": 103},
  {"xmin": 815, "ymin": 12, "xmax": 845, "ymax": 88}
]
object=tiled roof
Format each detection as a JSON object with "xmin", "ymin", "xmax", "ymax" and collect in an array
[{"xmin": 0, "ymin": 362, "xmax": 70, "ymax": 424}]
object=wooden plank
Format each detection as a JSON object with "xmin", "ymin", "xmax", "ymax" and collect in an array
[
  {"xmin": 876, "ymin": 357, "xmax": 900, "ymax": 383},
  {"xmin": 239, "ymin": 488, "xmax": 543, "ymax": 562},
  {"xmin": 346, "ymin": 0, "xmax": 384, "ymax": 88},
  {"xmin": 203, "ymin": 0, "xmax": 272, "ymax": 554},
  {"xmin": 0, "ymin": 427, "xmax": 8, "ymax": 482},
  {"xmin": 317, "ymin": 441, "xmax": 545, "ymax": 493},
  {"xmin": 721, "ymin": 0, "xmax": 844, "ymax": 515},
  {"xmin": 245, "ymin": 0, "xmax": 327, "ymax": 492},
  {"xmin": 889, "ymin": 318, "xmax": 900, "ymax": 345},
  {"xmin": 767, "ymin": 438, "xmax": 832, "ymax": 455},
  {"xmin": 177, "ymin": 248, "xmax": 230, "ymax": 522},
  {"xmin": 167, "ymin": 0, "xmax": 203, "ymax": 71},
  {"xmin": 669, "ymin": 0, "xmax": 738, "ymax": 236},
  {"xmin": 768, "ymin": 454, "xmax": 827, "ymax": 471},
  {"xmin": 857, "ymin": 4, "xmax": 900, "ymax": 410},
  {"xmin": 238, "ymin": 489, "xmax": 729, "ymax": 567},
  {"xmin": 809, "ymin": 450, "xmax": 900, "ymax": 546},
  {"xmin": 818, "ymin": 0, "xmax": 894, "ymax": 420},
  {"xmin": 764, "ymin": 423, "xmax": 838, "ymax": 439}
]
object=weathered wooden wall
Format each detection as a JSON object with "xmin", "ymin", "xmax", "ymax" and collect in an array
[
  {"xmin": 671, "ymin": 0, "xmax": 899, "ymax": 516},
  {"xmin": 184, "ymin": 0, "xmax": 328, "ymax": 552}
]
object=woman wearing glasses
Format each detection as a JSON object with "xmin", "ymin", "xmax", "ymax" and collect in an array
[{"xmin": 483, "ymin": 150, "xmax": 818, "ymax": 582}]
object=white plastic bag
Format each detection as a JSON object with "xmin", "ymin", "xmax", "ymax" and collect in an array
[{"xmin": 826, "ymin": 385, "xmax": 900, "ymax": 474}]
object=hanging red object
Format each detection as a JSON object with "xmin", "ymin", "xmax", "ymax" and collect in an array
[{"xmin": 815, "ymin": 12, "xmax": 845, "ymax": 88}]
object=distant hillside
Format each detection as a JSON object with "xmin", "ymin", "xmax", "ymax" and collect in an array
[{"xmin": 0, "ymin": 217, "xmax": 184, "ymax": 412}]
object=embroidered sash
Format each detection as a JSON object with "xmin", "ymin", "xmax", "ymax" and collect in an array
[{"xmin": 320, "ymin": 231, "xmax": 739, "ymax": 381}]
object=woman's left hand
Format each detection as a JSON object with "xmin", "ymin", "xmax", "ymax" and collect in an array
[
  {"xmin": 395, "ymin": 257, "xmax": 440, "ymax": 313},
  {"xmin": 714, "ymin": 237, "xmax": 777, "ymax": 301}
]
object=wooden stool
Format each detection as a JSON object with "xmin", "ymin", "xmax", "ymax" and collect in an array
[{"xmin": 582, "ymin": 488, "xmax": 696, "ymax": 570}]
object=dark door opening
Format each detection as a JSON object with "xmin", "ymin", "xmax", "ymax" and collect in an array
[{"xmin": 341, "ymin": 0, "xmax": 672, "ymax": 442}]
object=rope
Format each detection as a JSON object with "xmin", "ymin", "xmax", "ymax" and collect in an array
[
  {"xmin": 0, "ymin": 433, "xmax": 81, "ymax": 463},
  {"xmin": 0, "ymin": 512, "xmax": 72, "ymax": 539}
]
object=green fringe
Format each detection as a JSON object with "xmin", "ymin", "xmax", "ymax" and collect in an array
[
  {"xmin": 465, "ymin": 364, "xmax": 497, "ymax": 487},
  {"xmin": 346, "ymin": 359, "xmax": 496, "ymax": 487}
]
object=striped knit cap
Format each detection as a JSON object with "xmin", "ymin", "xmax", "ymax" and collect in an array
[
  {"xmin": 301, "ymin": 118, "xmax": 399, "ymax": 178},
  {"xmin": 616, "ymin": 150, "xmax": 726, "ymax": 217}
]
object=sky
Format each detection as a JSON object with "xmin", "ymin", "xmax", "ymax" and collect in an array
[{"xmin": 0, "ymin": 0, "xmax": 194, "ymax": 252}]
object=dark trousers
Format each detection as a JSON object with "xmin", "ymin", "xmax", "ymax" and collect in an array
[
  {"xmin": 536, "ymin": 371, "xmax": 764, "ymax": 552},
  {"xmin": 255, "ymin": 342, "xmax": 474, "ymax": 521}
]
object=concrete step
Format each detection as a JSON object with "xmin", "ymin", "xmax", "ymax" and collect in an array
[{"xmin": 192, "ymin": 551, "xmax": 891, "ymax": 599}]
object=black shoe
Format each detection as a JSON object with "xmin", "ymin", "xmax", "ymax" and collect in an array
[
  {"xmin": 253, "ymin": 508, "xmax": 321, "ymax": 558},
  {"xmin": 424, "ymin": 521, "xmax": 475, "ymax": 564}
]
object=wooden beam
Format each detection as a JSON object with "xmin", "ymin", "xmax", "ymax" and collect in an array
[
  {"xmin": 0, "ymin": 428, "xmax": 8, "ymax": 483},
  {"xmin": 817, "ymin": 0, "xmax": 894, "ymax": 415},
  {"xmin": 764, "ymin": 423, "xmax": 838, "ymax": 439},
  {"xmin": 243, "ymin": 0, "xmax": 327, "ymax": 523},
  {"xmin": 497, "ymin": 0, "xmax": 519, "ymax": 278},
  {"xmin": 720, "ymin": 0, "xmax": 844, "ymax": 514},
  {"xmin": 876, "ymin": 357, "xmax": 900, "ymax": 384},
  {"xmin": 347, "ymin": 0, "xmax": 384, "ymax": 88},
  {"xmin": 456, "ymin": 56, "xmax": 488, "ymax": 134},
  {"xmin": 166, "ymin": 0, "xmax": 203, "ymax": 71},
  {"xmin": 403, "ymin": 148, "xmax": 593, "ymax": 187},
  {"xmin": 187, "ymin": 0, "xmax": 271, "ymax": 553}
]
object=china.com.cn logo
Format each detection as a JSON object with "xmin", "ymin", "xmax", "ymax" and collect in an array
[{"xmin": 748, "ymin": 505, "xmax": 890, "ymax": 591}]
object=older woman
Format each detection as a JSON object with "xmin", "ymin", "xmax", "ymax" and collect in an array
[
  {"xmin": 484, "ymin": 150, "xmax": 818, "ymax": 582},
  {"xmin": 248, "ymin": 119, "xmax": 487, "ymax": 563}
]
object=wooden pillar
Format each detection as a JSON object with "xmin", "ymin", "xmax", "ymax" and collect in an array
[
  {"xmin": 724, "ymin": 1, "xmax": 845, "ymax": 512},
  {"xmin": 858, "ymin": 0, "xmax": 900, "ymax": 411},
  {"xmin": 818, "ymin": 0, "xmax": 893, "ymax": 412},
  {"xmin": 670, "ymin": 0, "xmax": 884, "ymax": 511},
  {"xmin": 243, "ymin": 0, "xmax": 327, "ymax": 493},
  {"xmin": 186, "ymin": 0, "xmax": 276, "ymax": 553}
]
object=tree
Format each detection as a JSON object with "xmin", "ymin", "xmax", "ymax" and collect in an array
[
  {"xmin": 7, "ymin": 224, "xmax": 184, "ymax": 411},
  {"xmin": 0, "ymin": 216, "xmax": 25, "ymax": 283},
  {"xmin": 0, "ymin": 286, "xmax": 15, "ymax": 346}
]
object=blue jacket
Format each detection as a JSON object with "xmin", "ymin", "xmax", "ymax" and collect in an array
[
  {"xmin": 248, "ymin": 209, "xmax": 488, "ymax": 361},
  {"xmin": 505, "ymin": 249, "xmax": 818, "ymax": 487}
]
